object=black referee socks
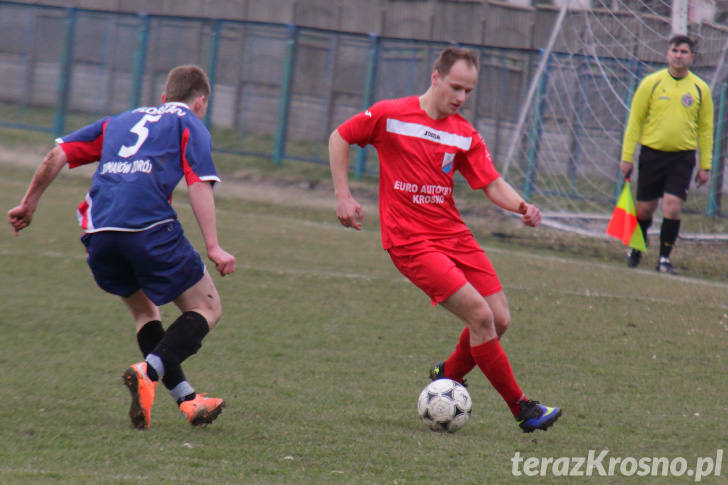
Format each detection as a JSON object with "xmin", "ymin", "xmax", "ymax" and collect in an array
[{"xmin": 660, "ymin": 218, "xmax": 681, "ymax": 258}]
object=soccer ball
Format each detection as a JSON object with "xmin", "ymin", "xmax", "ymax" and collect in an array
[{"xmin": 417, "ymin": 378, "xmax": 472, "ymax": 433}]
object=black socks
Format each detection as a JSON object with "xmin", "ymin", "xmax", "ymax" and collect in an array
[
  {"xmin": 637, "ymin": 218, "xmax": 652, "ymax": 249},
  {"xmin": 144, "ymin": 311, "xmax": 209, "ymax": 382},
  {"xmin": 660, "ymin": 218, "xmax": 680, "ymax": 258},
  {"xmin": 136, "ymin": 316, "xmax": 205, "ymax": 401}
]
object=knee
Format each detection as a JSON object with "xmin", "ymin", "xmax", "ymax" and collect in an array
[
  {"xmin": 205, "ymin": 302, "xmax": 223, "ymax": 329},
  {"xmin": 194, "ymin": 297, "xmax": 222, "ymax": 329},
  {"xmin": 468, "ymin": 304, "xmax": 495, "ymax": 332},
  {"xmin": 494, "ymin": 311, "xmax": 511, "ymax": 337},
  {"xmin": 661, "ymin": 197, "xmax": 683, "ymax": 219},
  {"xmin": 663, "ymin": 204, "xmax": 682, "ymax": 219}
]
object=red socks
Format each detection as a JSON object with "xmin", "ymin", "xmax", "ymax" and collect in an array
[
  {"xmin": 470, "ymin": 337, "xmax": 525, "ymax": 417},
  {"xmin": 443, "ymin": 327, "xmax": 476, "ymax": 382}
]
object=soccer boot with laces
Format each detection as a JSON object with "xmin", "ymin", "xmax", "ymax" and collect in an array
[
  {"xmin": 656, "ymin": 257, "xmax": 678, "ymax": 275},
  {"xmin": 179, "ymin": 393, "xmax": 226, "ymax": 426},
  {"xmin": 429, "ymin": 361, "xmax": 467, "ymax": 387},
  {"xmin": 626, "ymin": 248, "xmax": 642, "ymax": 268},
  {"xmin": 517, "ymin": 399, "xmax": 561, "ymax": 433},
  {"xmin": 122, "ymin": 362, "xmax": 157, "ymax": 429}
]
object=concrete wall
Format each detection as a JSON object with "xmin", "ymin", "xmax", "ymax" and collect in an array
[
  {"xmin": 10, "ymin": 0, "xmax": 551, "ymax": 49},
  {"xmin": 2, "ymin": 0, "xmax": 727, "ymax": 187}
]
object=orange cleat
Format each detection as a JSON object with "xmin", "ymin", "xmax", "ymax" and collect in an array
[
  {"xmin": 122, "ymin": 362, "xmax": 157, "ymax": 429},
  {"xmin": 179, "ymin": 393, "xmax": 226, "ymax": 426}
]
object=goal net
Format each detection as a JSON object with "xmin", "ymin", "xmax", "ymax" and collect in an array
[{"xmin": 500, "ymin": 0, "xmax": 728, "ymax": 239}]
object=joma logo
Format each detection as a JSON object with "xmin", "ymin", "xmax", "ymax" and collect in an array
[{"xmin": 424, "ymin": 130, "xmax": 440, "ymax": 140}]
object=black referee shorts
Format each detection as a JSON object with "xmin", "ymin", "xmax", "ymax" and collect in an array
[{"xmin": 636, "ymin": 145, "xmax": 696, "ymax": 202}]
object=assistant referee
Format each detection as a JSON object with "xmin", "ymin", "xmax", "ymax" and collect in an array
[{"xmin": 620, "ymin": 34, "xmax": 713, "ymax": 274}]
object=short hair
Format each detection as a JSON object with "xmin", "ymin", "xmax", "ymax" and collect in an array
[
  {"xmin": 164, "ymin": 65, "xmax": 210, "ymax": 103},
  {"xmin": 434, "ymin": 47, "xmax": 479, "ymax": 77},
  {"xmin": 669, "ymin": 35, "xmax": 696, "ymax": 53}
]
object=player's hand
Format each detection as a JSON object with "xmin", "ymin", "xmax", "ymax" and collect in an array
[
  {"xmin": 336, "ymin": 194, "xmax": 364, "ymax": 230},
  {"xmin": 518, "ymin": 201, "xmax": 541, "ymax": 227},
  {"xmin": 695, "ymin": 169, "xmax": 710, "ymax": 187},
  {"xmin": 208, "ymin": 246, "xmax": 235, "ymax": 276},
  {"xmin": 7, "ymin": 205, "xmax": 33, "ymax": 235},
  {"xmin": 619, "ymin": 161, "xmax": 633, "ymax": 180}
]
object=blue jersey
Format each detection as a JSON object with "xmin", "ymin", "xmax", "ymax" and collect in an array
[{"xmin": 57, "ymin": 102, "xmax": 220, "ymax": 232}]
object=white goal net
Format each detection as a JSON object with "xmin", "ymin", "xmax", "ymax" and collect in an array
[{"xmin": 500, "ymin": 0, "xmax": 728, "ymax": 239}]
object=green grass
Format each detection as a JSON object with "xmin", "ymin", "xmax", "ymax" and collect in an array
[{"xmin": 1, "ymin": 159, "xmax": 727, "ymax": 483}]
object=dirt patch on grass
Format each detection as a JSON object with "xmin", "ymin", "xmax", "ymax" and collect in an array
[
  {"xmin": 0, "ymin": 144, "xmax": 377, "ymax": 214},
  {"xmin": 3, "ymin": 144, "xmax": 727, "ymax": 281}
]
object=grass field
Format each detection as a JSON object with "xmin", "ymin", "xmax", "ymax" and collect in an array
[{"xmin": 1, "ymin": 158, "xmax": 727, "ymax": 484}]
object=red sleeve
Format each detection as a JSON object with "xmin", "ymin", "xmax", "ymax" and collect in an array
[
  {"xmin": 58, "ymin": 120, "xmax": 108, "ymax": 168},
  {"xmin": 180, "ymin": 128, "xmax": 201, "ymax": 186},
  {"xmin": 456, "ymin": 132, "xmax": 500, "ymax": 190},
  {"xmin": 337, "ymin": 100, "xmax": 389, "ymax": 148}
]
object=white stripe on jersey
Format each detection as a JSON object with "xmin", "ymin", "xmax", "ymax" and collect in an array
[
  {"xmin": 82, "ymin": 218, "xmax": 175, "ymax": 233},
  {"xmin": 385, "ymin": 118, "xmax": 472, "ymax": 151},
  {"xmin": 199, "ymin": 175, "xmax": 221, "ymax": 183},
  {"xmin": 77, "ymin": 192, "xmax": 95, "ymax": 232}
]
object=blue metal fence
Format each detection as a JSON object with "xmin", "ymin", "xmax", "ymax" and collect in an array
[{"xmin": 0, "ymin": 0, "xmax": 726, "ymax": 216}]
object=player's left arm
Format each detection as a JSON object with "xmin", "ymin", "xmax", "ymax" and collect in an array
[
  {"xmin": 8, "ymin": 145, "xmax": 68, "ymax": 235},
  {"xmin": 483, "ymin": 177, "xmax": 541, "ymax": 227},
  {"xmin": 695, "ymin": 81, "xmax": 714, "ymax": 186},
  {"xmin": 187, "ymin": 180, "xmax": 235, "ymax": 276}
]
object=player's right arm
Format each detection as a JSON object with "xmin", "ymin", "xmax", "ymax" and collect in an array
[
  {"xmin": 620, "ymin": 74, "xmax": 653, "ymax": 177},
  {"xmin": 329, "ymin": 129, "xmax": 363, "ymax": 230},
  {"xmin": 8, "ymin": 145, "xmax": 68, "ymax": 235}
]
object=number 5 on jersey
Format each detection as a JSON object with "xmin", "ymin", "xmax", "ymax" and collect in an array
[{"xmin": 118, "ymin": 114, "xmax": 162, "ymax": 158}]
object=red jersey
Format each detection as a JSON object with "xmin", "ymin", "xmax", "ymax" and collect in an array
[{"xmin": 337, "ymin": 96, "xmax": 499, "ymax": 249}]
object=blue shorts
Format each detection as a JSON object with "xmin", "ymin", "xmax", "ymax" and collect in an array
[{"xmin": 80, "ymin": 220, "xmax": 205, "ymax": 305}]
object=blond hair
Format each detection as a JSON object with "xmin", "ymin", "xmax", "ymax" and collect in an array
[{"xmin": 434, "ymin": 47, "xmax": 479, "ymax": 76}]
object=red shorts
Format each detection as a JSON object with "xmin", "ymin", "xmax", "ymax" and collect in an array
[{"xmin": 388, "ymin": 234, "xmax": 502, "ymax": 306}]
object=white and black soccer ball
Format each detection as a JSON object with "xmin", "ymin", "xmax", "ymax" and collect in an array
[{"xmin": 417, "ymin": 378, "xmax": 472, "ymax": 433}]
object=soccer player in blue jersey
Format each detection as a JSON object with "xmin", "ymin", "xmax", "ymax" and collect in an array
[{"xmin": 8, "ymin": 65, "xmax": 235, "ymax": 429}]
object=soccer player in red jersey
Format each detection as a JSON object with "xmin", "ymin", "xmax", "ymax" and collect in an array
[{"xmin": 328, "ymin": 47, "xmax": 561, "ymax": 432}]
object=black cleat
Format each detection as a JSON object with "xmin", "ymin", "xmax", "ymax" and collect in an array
[
  {"xmin": 429, "ymin": 361, "xmax": 467, "ymax": 387},
  {"xmin": 626, "ymin": 248, "xmax": 642, "ymax": 268},
  {"xmin": 656, "ymin": 257, "xmax": 678, "ymax": 275},
  {"xmin": 429, "ymin": 361, "xmax": 446, "ymax": 380},
  {"xmin": 517, "ymin": 399, "xmax": 562, "ymax": 433}
]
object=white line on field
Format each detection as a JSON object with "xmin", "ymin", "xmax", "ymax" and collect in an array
[
  {"xmin": 4, "ymin": 246, "xmax": 726, "ymax": 309},
  {"xmin": 4, "ymin": 213, "xmax": 728, "ymax": 296},
  {"xmin": 484, "ymin": 245, "xmax": 728, "ymax": 290}
]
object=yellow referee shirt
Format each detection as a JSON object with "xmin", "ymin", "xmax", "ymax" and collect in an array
[{"xmin": 621, "ymin": 68, "xmax": 713, "ymax": 170}]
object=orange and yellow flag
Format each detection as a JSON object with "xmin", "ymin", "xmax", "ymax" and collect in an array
[{"xmin": 606, "ymin": 180, "xmax": 646, "ymax": 251}]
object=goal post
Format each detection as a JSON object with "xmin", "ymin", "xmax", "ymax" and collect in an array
[{"xmin": 499, "ymin": 1, "xmax": 728, "ymax": 238}]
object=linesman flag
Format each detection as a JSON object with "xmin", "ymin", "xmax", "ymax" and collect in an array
[{"xmin": 606, "ymin": 180, "xmax": 646, "ymax": 252}]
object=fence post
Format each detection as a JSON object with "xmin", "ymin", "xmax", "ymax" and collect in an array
[
  {"xmin": 129, "ymin": 13, "xmax": 150, "ymax": 110},
  {"xmin": 273, "ymin": 23, "xmax": 297, "ymax": 166},
  {"xmin": 708, "ymin": 81, "xmax": 727, "ymax": 217},
  {"xmin": 205, "ymin": 19, "xmax": 222, "ymax": 129},
  {"xmin": 53, "ymin": 7, "xmax": 77, "ymax": 137},
  {"xmin": 523, "ymin": 50, "xmax": 551, "ymax": 200},
  {"xmin": 568, "ymin": 55, "xmax": 585, "ymax": 197},
  {"xmin": 355, "ymin": 33, "xmax": 380, "ymax": 179}
]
